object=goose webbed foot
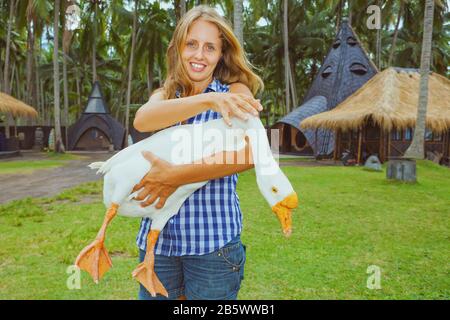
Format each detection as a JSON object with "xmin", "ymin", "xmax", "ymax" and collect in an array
[
  {"xmin": 75, "ymin": 203, "xmax": 118, "ymax": 283},
  {"xmin": 132, "ymin": 229, "xmax": 168, "ymax": 298},
  {"xmin": 75, "ymin": 239, "xmax": 112, "ymax": 283}
]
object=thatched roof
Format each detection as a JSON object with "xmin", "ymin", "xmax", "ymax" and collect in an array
[
  {"xmin": 301, "ymin": 68, "xmax": 450, "ymax": 133},
  {"xmin": 0, "ymin": 92, "xmax": 38, "ymax": 117}
]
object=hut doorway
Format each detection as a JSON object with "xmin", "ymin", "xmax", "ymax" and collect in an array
[
  {"xmin": 74, "ymin": 127, "xmax": 111, "ymax": 150},
  {"xmin": 291, "ymin": 127, "xmax": 308, "ymax": 152}
]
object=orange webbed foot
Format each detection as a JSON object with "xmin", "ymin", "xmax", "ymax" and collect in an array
[
  {"xmin": 75, "ymin": 239, "xmax": 112, "ymax": 283},
  {"xmin": 132, "ymin": 261, "xmax": 168, "ymax": 298}
]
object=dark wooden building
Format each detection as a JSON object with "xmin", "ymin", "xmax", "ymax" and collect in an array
[
  {"xmin": 302, "ymin": 68, "xmax": 450, "ymax": 165},
  {"xmin": 68, "ymin": 82, "xmax": 125, "ymax": 151}
]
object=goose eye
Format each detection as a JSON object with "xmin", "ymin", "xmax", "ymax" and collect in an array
[
  {"xmin": 350, "ymin": 63, "xmax": 367, "ymax": 75},
  {"xmin": 271, "ymin": 186, "xmax": 278, "ymax": 193}
]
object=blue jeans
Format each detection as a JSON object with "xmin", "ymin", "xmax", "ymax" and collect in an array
[{"xmin": 138, "ymin": 235, "xmax": 246, "ymax": 300}]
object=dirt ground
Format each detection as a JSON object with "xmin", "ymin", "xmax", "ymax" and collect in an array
[
  {"xmin": 0, "ymin": 152, "xmax": 110, "ymax": 204},
  {"xmin": 0, "ymin": 151, "xmax": 340, "ymax": 204}
]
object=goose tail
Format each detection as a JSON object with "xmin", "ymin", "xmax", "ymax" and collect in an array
[{"xmin": 88, "ymin": 161, "xmax": 106, "ymax": 174}]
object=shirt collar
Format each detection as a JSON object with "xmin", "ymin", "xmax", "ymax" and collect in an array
[{"xmin": 175, "ymin": 78, "xmax": 222, "ymax": 98}]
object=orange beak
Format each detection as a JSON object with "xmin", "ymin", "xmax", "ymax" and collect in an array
[{"xmin": 271, "ymin": 192, "xmax": 298, "ymax": 237}]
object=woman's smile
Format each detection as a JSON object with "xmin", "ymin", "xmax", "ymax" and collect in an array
[{"xmin": 189, "ymin": 61, "xmax": 207, "ymax": 72}]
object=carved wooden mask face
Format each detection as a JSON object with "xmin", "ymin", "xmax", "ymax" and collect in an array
[{"xmin": 303, "ymin": 21, "xmax": 377, "ymax": 110}]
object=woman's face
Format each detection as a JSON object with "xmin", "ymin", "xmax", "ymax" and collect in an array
[{"xmin": 181, "ymin": 19, "xmax": 223, "ymax": 86}]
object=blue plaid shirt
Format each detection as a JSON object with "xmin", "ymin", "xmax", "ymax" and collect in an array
[{"xmin": 136, "ymin": 78, "xmax": 243, "ymax": 256}]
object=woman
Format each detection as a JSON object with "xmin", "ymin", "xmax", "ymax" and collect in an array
[{"xmin": 133, "ymin": 5, "xmax": 264, "ymax": 300}]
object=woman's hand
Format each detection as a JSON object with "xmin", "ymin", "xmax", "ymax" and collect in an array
[
  {"xmin": 131, "ymin": 151, "xmax": 180, "ymax": 209},
  {"xmin": 208, "ymin": 92, "xmax": 263, "ymax": 126}
]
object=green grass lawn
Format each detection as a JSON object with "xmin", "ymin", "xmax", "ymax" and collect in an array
[
  {"xmin": 0, "ymin": 161, "xmax": 448, "ymax": 299},
  {"xmin": 0, "ymin": 153, "xmax": 84, "ymax": 175}
]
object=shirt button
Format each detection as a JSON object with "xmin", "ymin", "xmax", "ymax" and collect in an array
[{"xmin": 170, "ymin": 219, "xmax": 173, "ymax": 224}]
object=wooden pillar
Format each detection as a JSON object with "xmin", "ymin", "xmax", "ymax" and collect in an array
[
  {"xmin": 387, "ymin": 129, "xmax": 391, "ymax": 160},
  {"xmin": 357, "ymin": 129, "xmax": 362, "ymax": 165}
]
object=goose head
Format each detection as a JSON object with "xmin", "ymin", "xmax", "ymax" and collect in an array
[
  {"xmin": 255, "ymin": 167, "xmax": 298, "ymax": 237},
  {"xmin": 243, "ymin": 119, "xmax": 299, "ymax": 237}
]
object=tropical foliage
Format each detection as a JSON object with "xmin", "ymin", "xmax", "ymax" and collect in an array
[{"xmin": 0, "ymin": 0, "xmax": 448, "ymax": 132}]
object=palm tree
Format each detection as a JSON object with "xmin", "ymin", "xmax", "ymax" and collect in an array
[
  {"xmin": 3, "ymin": 0, "xmax": 17, "ymax": 139},
  {"xmin": 388, "ymin": 0, "xmax": 404, "ymax": 67},
  {"xmin": 53, "ymin": 0, "xmax": 65, "ymax": 152},
  {"xmin": 62, "ymin": 0, "xmax": 77, "ymax": 149},
  {"xmin": 233, "ymin": 0, "xmax": 244, "ymax": 45},
  {"xmin": 282, "ymin": 0, "xmax": 290, "ymax": 114},
  {"xmin": 125, "ymin": 0, "xmax": 139, "ymax": 146},
  {"xmin": 180, "ymin": 0, "xmax": 186, "ymax": 17},
  {"xmin": 404, "ymin": 0, "xmax": 435, "ymax": 159}
]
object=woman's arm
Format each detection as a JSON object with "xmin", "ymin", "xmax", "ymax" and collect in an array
[
  {"xmin": 133, "ymin": 87, "xmax": 263, "ymax": 132},
  {"xmin": 134, "ymin": 90, "xmax": 212, "ymax": 132},
  {"xmin": 133, "ymin": 82, "xmax": 260, "ymax": 208},
  {"xmin": 134, "ymin": 139, "xmax": 253, "ymax": 208}
]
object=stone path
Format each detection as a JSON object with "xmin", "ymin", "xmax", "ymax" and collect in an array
[{"xmin": 0, "ymin": 152, "xmax": 110, "ymax": 204}]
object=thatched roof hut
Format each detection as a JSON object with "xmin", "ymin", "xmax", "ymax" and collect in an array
[
  {"xmin": 301, "ymin": 67, "xmax": 450, "ymax": 133},
  {"xmin": 301, "ymin": 68, "xmax": 450, "ymax": 164},
  {"xmin": 0, "ymin": 92, "xmax": 38, "ymax": 118},
  {"xmin": 273, "ymin": 19, "xmax": 378, "ymax": 157}
]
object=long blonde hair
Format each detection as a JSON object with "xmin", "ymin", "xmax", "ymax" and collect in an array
[{"xmin": 161, "ymin": 5, "xmax": 264, "ymax": 99}]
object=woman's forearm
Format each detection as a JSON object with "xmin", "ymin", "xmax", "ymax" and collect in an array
[
  {"xmin": 168, "ymin": 140, "xmax": 254, "ymax": 185},
  {"xmin": 134, "ymin": 93, "xmax": 213, "ymax": 132}
]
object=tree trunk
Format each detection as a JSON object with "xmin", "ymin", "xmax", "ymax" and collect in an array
[
  {"xmin": 282, "ymin": 0, "xmax": 290, "ymax": 114},
  {"xmin": 180, "ymin": 0, "xmax": 186, "ymax": 17},
  {"xmin": 125, "ymin": 0, "xmax": 139, "ymax": 146},
  {"xmin": 289, "ymin": 57, "xmax": 297, "ymax": 108},
  {"xmin": 404, "ymin": 0, "xmax": 435, "ymax": 160},
  {"xmin": 147, "ymin": 62, "xmax": 154, "ymax": 97},
  {"xmin": 348, "ymin": 0, "xmax": 352, "ymax": 26},
  {"xmin": 336, "ymin": 0, "xmax": 342, "ymax": 31},
  {"xmin": 62, "ymin": 53, "xmax": 69, "ymax": 148},
  {"xmin": 53, "ymin": 0, "xmax": 65, "ymax": 153},
  {"xmin": 376, "ymin": 0, "xmax": 382, "ymax": 69},
  {"xmin": 35, "ymin": 52, "xmax": 41, "ymax": 125},
  {"xmin": 92, "ymin": 2, "xmax": 98, "ymax": 84},
  {"xmin": 76, "ymin": 69, "xmax": 81, "ymax": 116},
  {"xmin": 3, "ymin": 0, "xmax": 16, "ymax": 139},
  {"xmin": 40, "ymin": 77, "xmax": 45, "ymax": 125},
  {"xmin": 26, "ymin": 17, "xmax": 35, "ymax": 109},
  {"xmin": 388, "ymin": 1, "xmax": 403, "ymax": 67},
  {"xmin": 233, "ymin": 0, "xmax": 244, "ymax": 46}
]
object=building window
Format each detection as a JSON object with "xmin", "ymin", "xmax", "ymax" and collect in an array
[
  {"xmin": 391, "ymin": 129, "xmax": 402, "ymax": 141},
  {"xmin": 425, "ymin": 128, "xmax": 433, "ymax": 141},
  {"xmin": 404, "ymin": 128, "xmax": 413, "ymax": 141},
  {"xmin": 433, "ymin": 132, "xmax": 443, "ymax": 142}
]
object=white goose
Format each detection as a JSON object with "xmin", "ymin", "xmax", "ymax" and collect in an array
[{"xmin": 75, "ymin": 115, "xmax": 298, "ymax": 297}]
